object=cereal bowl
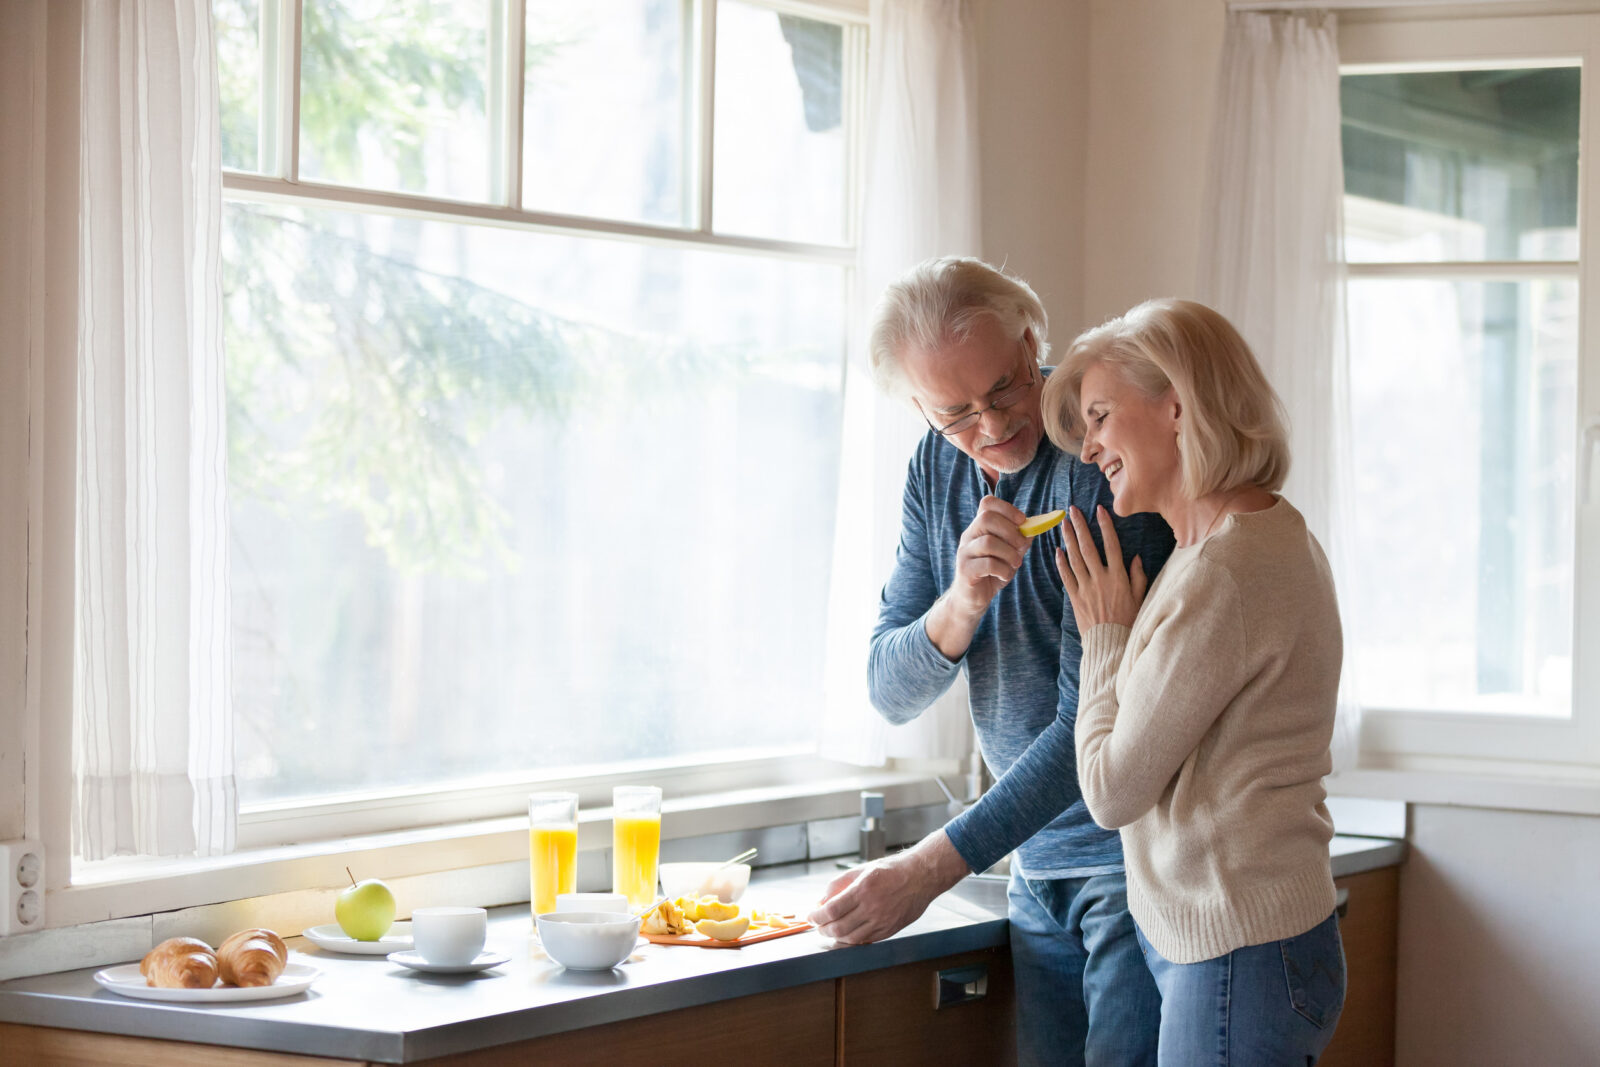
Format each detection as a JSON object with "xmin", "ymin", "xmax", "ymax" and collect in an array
[
  {"xmin": 535, "ymin": 911, "xmax": 641, "ymax": 971},
  {"xmin": 658, "ymin": 862, "xmax": 751, "ymax": 903}
]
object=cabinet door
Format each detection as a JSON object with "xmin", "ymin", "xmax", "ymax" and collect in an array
[
  {"xmin": 415, "ymin": 979, "xmax": 836, "ymax": 1066},
  {"xmin": 839, "ymin": 946, "xmax": 1016, "ymax": 1066},
  {"xmin": 0, "ymin": 1024, "xmax": 360, "ymax": 1067},
  {"xmin": 1321, "ymin": 866, "xmax": 1399, "ymax": 1067}
]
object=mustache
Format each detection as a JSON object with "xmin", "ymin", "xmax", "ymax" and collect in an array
[{"xmin": 975, "ymin": 417, "xmax": 1027, "ymax": 448}]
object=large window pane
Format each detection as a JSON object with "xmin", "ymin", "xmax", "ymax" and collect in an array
[
  {"xmin": 214, "ymin": 0, "xmax": 261, "ymax": 172},
  {"xmin": 1346, "ymin": 278, "xmax": 1576, "ymax": 716},
  {"xmin": 712, "ymin": 1, "xmax": 846, "ymax": 243},
  {"xmin": 1342, "ymin": 68, "xmax": 1579, "ymax": 262},
  {"xmin": 298, "ymin": 0, "xmax": 489, "ymax": 200},
  {"xmin": 221, "ymin": 202, "xmax": 845, "ymax": 803},
  {"xmin": 522, "ymin": 0, "xmax": 686, "ymax": 225}
]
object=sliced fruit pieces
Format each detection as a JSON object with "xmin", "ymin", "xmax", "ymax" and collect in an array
[
  {"xmin": 641, "ymin": 897, "xmax": 693, "ymax": 935},
  {"xmin": 1018, "ymin": 509, "xmax": 1066, "ymax": 537},
  {"xmin": 696, "ymin": 899, "xmax": 740, "ymax": 921},
  {"xmin": 696, "ymin": 916, "xmax": 751, "ymax": 941}
]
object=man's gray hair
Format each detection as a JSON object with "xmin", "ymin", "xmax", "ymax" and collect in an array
[{"xmin": 867, "ymin": 257, "xmax": 1050, "ymax": 397}]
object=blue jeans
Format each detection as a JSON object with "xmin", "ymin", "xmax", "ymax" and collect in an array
[
  {"xmin": 1008, "ymin": 870, "xmax": 1162, "ymax": 1067},
  {"xmin": 1134, "ymin": 911, "xmax": 1346, "ymax": 1066}
]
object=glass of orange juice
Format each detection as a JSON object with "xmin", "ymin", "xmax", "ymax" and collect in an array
[
  {"xmin": 611, "ymin": 785, "xmax": 662, "ymax": 908},
  {"xmin": 528, "ymin": 792, "xmax": 579, "ymax": 917}
]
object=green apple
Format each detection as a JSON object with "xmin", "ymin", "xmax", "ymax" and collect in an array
[{"xmin": 335, "ymin": 868, "xmax": 396, "ymax": 941}]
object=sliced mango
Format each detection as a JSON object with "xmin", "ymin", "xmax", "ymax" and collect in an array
[
  {"xmin": 674, "ymin": 895, "xmax": 702, "ymax": 921},
  {"xmin": 696, "ymin": 916, "xmax": 751, "ymax": 941},
  {"xmin": 696, "ymin": 899, "xmax": 740, "ymax": 921},
  {"xmin": 641, "ymin": 897, "xmax": 693, "ymax": 935},
  {"xmin": 1018, "ymin": 509, "xmax": 1065, "ymax": 537}
]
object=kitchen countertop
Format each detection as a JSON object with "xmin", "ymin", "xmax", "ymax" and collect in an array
[{"xmin": 0, "ymin": 836, "xmax": 1404, "ymax": 1064}]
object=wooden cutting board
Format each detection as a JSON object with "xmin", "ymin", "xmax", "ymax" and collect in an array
[{"xmin": 641, "ymin": 918, "xmax": 814, "ymax": 950}]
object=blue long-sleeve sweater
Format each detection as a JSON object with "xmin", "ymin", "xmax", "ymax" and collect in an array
[{"xmin": 869, "ymin": 424, "xmax": 1175, "ymax": 879}]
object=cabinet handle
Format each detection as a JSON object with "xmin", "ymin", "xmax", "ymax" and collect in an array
[
  {"xmin": 1335, "ymin": 887, "xmax": 1350, "ymax": 920},
  {"xmin": 935, "ymin": 964, "xmax": 988, "ymax": 1009}
]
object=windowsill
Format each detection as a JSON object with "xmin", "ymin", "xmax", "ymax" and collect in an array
[
  {"xmin": 1329, "ymin": 758, "xmax": 1600, "ymax": 817},
  {"xmin": 46, "ymin": 771, "xmax": 951, "ymax": 931}
]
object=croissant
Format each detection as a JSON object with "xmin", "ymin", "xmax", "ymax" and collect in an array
[
  {"xmin": 141, "ymin": 937, "xmax": 220, "ymax": 989},
  {"xmin": 217, "ymin": 927, "xmax": 288, "ymax": 987}
]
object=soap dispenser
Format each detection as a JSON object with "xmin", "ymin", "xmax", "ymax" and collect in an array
[{"xmin": 858, "ymin": 791, "xmax": 887, "ymax": 862}]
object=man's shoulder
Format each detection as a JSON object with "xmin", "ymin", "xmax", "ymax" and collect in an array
[{"xmin": 1045, "ymin": 448, "xmax": 1110, "ymax": 506}]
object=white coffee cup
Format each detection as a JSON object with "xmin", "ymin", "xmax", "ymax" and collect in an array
[{"xmin": 411, "ymin": 906, "xmax": 487, "ymax": 966}]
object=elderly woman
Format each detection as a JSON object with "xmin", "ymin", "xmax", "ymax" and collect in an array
[{"xmin": 1040, "ymin": 298, "xmax": 1346, "ymax": 1064}]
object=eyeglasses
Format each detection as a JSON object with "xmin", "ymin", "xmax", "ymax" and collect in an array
[{"xmin": 913, "ymin": 360, "xmax": 1040, "ymax": 437}]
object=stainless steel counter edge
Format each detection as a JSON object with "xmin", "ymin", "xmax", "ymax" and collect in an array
[
  {"xmin": 0, "ymin": 837, "xmax": 1404, "ymax": 1064},
  {"xmin": 407, "ymin": 918, "xmax": 1011, "ymax": 1063}
]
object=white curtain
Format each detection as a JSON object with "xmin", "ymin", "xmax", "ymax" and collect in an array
[
  {"xmin": 818, "ymin": 0, "xmax": 982, "ymax": 766},
  {"xmin": 1197, "ymin": 10, "xmax": 1361, "ymax": 770},
  {"xmin": 75, "ymin": 0, "xmax": 234, "ymax": 859}
]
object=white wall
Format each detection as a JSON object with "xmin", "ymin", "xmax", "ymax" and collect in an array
[
  {"xmin": 976, "ymin": 0, "xmax": 1091, "ymax": 343},
  {"xmin": 1082, "ymin": 0, "xmax": 1224, "ymax": 327},
  {"xmin": 1398, "ymin": 805, "xmax": 1600, "ymax": 1063}
]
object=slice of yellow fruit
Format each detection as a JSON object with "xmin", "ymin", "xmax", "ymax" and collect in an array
[
  {"xmin": 697, "ymin": 899, "xmax": 740, "ymax": 921},
  {"xmin": 674, "ymin": 895, "xmax": 702, "ymax": 921},
  {"xmin": 696, "ymin": 916, "xmax": 751, "ymax": 941},
  {"xmin": 1018, "ymin": 509, "xmax": 1066, "ymax": 537}
]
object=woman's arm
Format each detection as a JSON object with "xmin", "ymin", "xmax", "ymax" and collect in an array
[{"xmin": 1073, "ymin": 561, "xmax": 1251, "ymax": 829}]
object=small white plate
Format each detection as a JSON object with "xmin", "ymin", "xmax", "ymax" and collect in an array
[
  {"xmin": 301, "ymin": 922, "xmax": 413, "ymax": 955},
  {"xmin": 387, "ymin": 949, "xmax": 510, "ymax": 975},
  {"xmin": 93, "ymin": 962, "xmax": 319, "ymax": 1002}
]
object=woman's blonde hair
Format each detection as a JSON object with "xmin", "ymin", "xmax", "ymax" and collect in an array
[{"xmin": 1041, "ymin": 298, "xmax": 1290, "ymax": 499}]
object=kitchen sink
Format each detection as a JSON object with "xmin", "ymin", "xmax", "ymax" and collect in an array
[{"xmin": 943, "ymin": 873, "xmax": 1011, "ymax": 914}]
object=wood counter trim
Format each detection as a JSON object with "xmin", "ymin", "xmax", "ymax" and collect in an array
[
  {"xmin": 1320, "ymin": 866, "xmax": 1400, "ymax": 1067},
  {"xmin": 412, "ymin": 980, "xmax": 836, "ymax": 1066},
  {"xmin": 0, "ymin": 1023, "xmax": 364, "ymax": 1067}
]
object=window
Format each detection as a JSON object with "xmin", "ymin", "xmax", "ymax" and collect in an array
[
  {"xmin": 1339, "ymin": 14, "xmax": 1600, "ymax": 767},
  {"xmin": 212, "ymin": 0, "xmax": 864, "ymax": 819}
]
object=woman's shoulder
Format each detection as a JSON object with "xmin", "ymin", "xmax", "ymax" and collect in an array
[{"xmin": 1198, "ymin": 496, "xmax": 1336, "ymax": 601}]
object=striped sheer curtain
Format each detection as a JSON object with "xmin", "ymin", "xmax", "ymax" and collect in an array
[
  {"xmin": 819, "ymin": 0, "xmax": 982, "ymax": 766},
  {"xmin": 1197, "ymin": 10, "xmax": 1361, "ymax": 770},
  {"xmin": 75, "ymin": 0, "xmax": 234, "ymax": 859}
]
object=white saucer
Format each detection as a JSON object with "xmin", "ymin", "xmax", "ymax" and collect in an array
[
  {"xmin": 386, "ymin": 949, "xmax": 510, "ymax": 974},
  {"xmin": 93, "ymin": 962, "xmax": 320, "ymax": 1002},
  {"xmin": 302, "ymin": 922, "xmax": 413, "ymax": 955}
]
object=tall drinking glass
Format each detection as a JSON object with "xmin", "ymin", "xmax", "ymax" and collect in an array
[
  {"xmin": 611, "ymin": 785, "xmax": 662, "ymax": 908},
  {"xmin": 528, "ymin": 792, "xmax": 579, "ymax": 917}
]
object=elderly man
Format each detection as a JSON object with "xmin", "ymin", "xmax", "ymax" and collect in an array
[{"xmin": 808, "ymin": 258, "xmax": 1174, "ymax": 1065}]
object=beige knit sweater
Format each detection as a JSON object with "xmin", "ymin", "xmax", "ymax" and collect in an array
[{"xmin": 1076, "ymin": 497, "xmax": 1340, "ymax": 965}]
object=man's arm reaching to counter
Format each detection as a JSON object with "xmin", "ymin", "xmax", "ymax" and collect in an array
[{"xmin": 816, "ymin": 488, "xmax": 1033, "ymax": 943}]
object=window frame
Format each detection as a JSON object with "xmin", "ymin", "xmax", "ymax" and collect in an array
[
  {"xmin": 221, "ymin": 0, "xmax": 871, "ymax": 840},
  {"xmin": 230, "ymin": 0, "xmax": 866, "ymax": 257},
  {"xmin": 1339, "ymin": 12, "xmax": 1600, "ymax": 773},
  {"xmin": 19, "ymin": 0, "xmax": 884, "ymax": 920}
]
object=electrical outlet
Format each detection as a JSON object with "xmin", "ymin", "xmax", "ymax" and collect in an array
[{"xmin": 0, "ymin": 839, "xmax": 45, "ymax": 936}]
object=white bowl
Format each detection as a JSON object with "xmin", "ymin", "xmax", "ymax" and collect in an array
[
  {"xmin": 536, "ymin": 911, "xmax": 642, "ymax": 971},
  {"xmin": 657, "ymin": 862, "xmax": 751, "ymax": 903}
]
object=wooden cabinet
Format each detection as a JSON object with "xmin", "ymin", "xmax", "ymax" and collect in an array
[
  {"xmin": 0, "ymin": 1024, "xmax": 355, "ymax": 1067},
  {"xmin": 1321, "ymin": 866, "xmax": 1400, "ymax": 1067},
  {"xmin": 417, "ymin": 979, "xmax": 837, "ymax": 1065},
  {"xmin": 838, "ymin": 946, "xmax": 1016, "ymax": 1066}
]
